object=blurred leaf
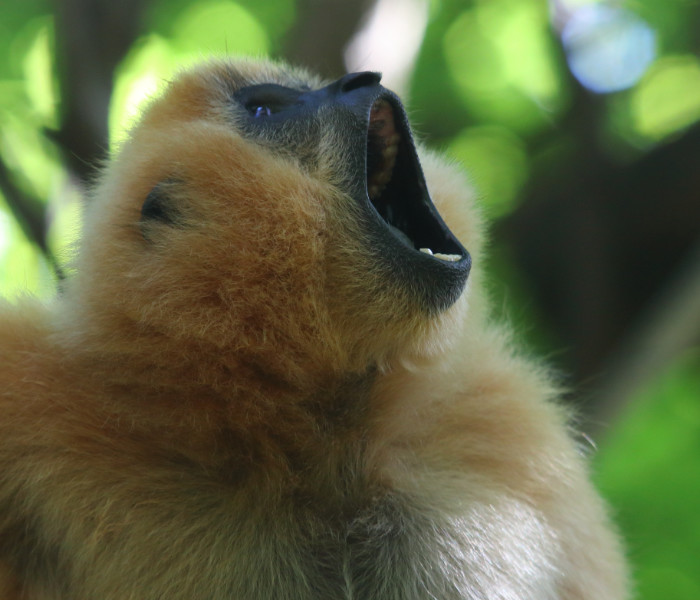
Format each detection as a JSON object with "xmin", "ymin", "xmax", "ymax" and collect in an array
[
  {"xmin": 169, "ymin": 1, "xmax": 269, "ymax": 56},
  {"xmin": 634, "ymin": 0, "xmax": 700, "ymax": 53},
  {"xmin": 110, "ymin": 1, "xmax": 275, "ymax": 144},
  {"xmin": 146, "ymin": 0, "xmax": 295, "ymax": 48},
  {"xmin": 0, "ymin": 195, "xmax": 44, "ymax": 297},
  {"xmin": 442, "ymin": 0, "xmax": 567, "ymax": 134},
  {"xmin": 447, "ymin": 125, "xmax": 528, "ymax": 218},
  {"xmin": 631, "ymin": 55, "xmax": 700, "ymax": 141},
  {"xmin": 0, "ymin": 111, "xmax": 61, "ymax": 202},
  {"xmin": 109, "ymin": 35, "xmax": 180, "ymax": 144},
  {"xmin": 21, "ymin": 16, "xmax": 58, "ymax": 127},
  {"xmin": 596, "ymin": 349, "xmax": 700, "ymax": 600},
  {"xmin": 0, "ymin": 0, "xmax": 50, "ymax": 79}
]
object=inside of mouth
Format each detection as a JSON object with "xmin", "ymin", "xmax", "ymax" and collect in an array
[{"xmin": 366, "ymin": 99, "xmax": 463, "ymax": 263}]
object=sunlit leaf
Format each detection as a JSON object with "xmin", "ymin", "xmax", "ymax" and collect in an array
[
  {"xmin": 110, "ymin": 2, "xmax": 271, "ymax": 145},
  {"xmin": 447, "ymin": 125, "xmax": 528, "ymax": 217},
  {"xmin": 443, "ymin": 0, "xmax": 565, "ymax": 133},
  {"xmin": 2, "ymin": 2, "xmax": 51, "ymax": 79},
  {"xmin": 444, "ymin": 10, "xmax": 503, "ymax": 95},
  {"xmin": 0, "ymin": 112, "xmax": 60, "ymax": 201},
  {"xmin": 489, "ymin": 0, "xmax": 562, "ymax": 103},
  {"xmin": 170, "ymin": 1, "xmax": 269, "ymax": 56},
  {"xmin": 0, "ymin": 196, "xmax": 43, "ymax": 297},
  {"xmin": 596, "ymin": 349, "xmax": 700, "ymax": 599},
  {"xmin": 0, "ymin": 205, "xmax": 12, "ymax": 260},
  {"xmin": 631, "ymin": 55, "xmax": 700, "ymax": 141},
  {"xmin": 21, "ymin": 16, "xmax": 57, "ymax": 126},
  {"xmin": 147, "ymin": 0, "xmax": 294, "ymax": 45},
  {"xmin": 109, "ymin": 34, "xmax": 180, "ymax": 146}
]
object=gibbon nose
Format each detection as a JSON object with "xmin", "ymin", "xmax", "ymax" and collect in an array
[
  {"xmin": 297, "ymin": 71, "xmax": 383, "ymax": 113},
  {"xmin": 335, "ymin": 71, "xmax": 382, "ymax": 93}
]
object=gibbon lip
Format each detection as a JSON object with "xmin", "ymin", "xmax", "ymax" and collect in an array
[{"xmin": 364, "ymin": 94, "xmax": 470, "ymax": 269}]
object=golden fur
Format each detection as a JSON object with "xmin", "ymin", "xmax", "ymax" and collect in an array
[{"xmin": 0, "ymin": 59, "xmax": 628, "ymax": 599}]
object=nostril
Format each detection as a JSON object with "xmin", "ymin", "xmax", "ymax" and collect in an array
[{"xmin": 338, "ymin": 71, "xmax": 382, "ymax": 93}]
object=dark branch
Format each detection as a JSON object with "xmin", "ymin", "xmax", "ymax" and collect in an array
[{"xmin": 50, "ymin": 0, "xmax": 147, "ymax": 182}]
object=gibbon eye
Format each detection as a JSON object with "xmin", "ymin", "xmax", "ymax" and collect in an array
[
  {"xmin": 236, "ymin": 84, "xmax": 302, "ymax": 120},
  {"xmin": 250, "ymin": 105, "xmax": 273, "ymax": 118}
]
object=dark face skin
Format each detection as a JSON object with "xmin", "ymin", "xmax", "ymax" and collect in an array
[{"xmin": 231, "ymin": 72, "xmax": 472, "ymax": 313}]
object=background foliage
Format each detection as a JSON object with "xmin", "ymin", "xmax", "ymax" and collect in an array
[{"xmin": 1, "ymin": 0, "xmax": 698, "ymax": 596}]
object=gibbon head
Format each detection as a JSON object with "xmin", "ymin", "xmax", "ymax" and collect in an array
[{"xmin": 68, "ymin": 59, "xmax": 479, "ymax": 383}]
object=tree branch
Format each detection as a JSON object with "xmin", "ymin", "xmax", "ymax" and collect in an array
[{"xmin": 50, "ymin": 0, "xmax": 146, "ymax": 182}]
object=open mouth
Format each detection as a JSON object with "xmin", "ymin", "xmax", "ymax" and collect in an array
[{"xmin": 364, "ymin": 96, "xmax": 468, "ymax": 266}]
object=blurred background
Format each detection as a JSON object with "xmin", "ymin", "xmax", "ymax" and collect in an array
[{"xmin": 0, "ymin": 0, "xmax": 698, "ymax": 596}]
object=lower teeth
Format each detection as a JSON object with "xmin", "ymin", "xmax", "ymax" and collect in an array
[
  {"xmin": 419, "ymin": 248, "xmax": 461, "ymax": 262},
  {"xmin": 434, "ymin": 253, "xmax": 461, "ymax": 262}
]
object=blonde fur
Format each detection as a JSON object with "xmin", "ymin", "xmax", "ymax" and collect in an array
[{"xmin": 0, "ymin": 58, "xmax": 628, "ymax": 599}]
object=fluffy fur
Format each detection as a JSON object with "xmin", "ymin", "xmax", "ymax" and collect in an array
[{"xmin": 0, "ymin": 59, "xmax": 628, "ymax": 599}]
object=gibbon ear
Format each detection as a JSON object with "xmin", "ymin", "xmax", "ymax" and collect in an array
[
  {"xmin": 141, "ymin": 181, "xmax": 179, "ymax": 224},
  {"xmin": 140, "ymin": 181, "xmax": 183, "ymax": 239}
]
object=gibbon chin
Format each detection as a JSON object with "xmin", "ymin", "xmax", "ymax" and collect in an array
[{"xmin": 0, "ymin": 58, "xmax": 628, "ymax": 599}]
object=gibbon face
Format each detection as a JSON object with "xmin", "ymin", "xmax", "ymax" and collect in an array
[
  {"xmin": 72, "ymin": 60, "xmax": 472, "ymax": 381},
  {"xmin": 231, "ymin": 70, "xmax": 471, "ymax": 304}
]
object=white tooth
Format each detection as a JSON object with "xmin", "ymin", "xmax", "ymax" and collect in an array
[
  {"xmin": 419, "ymin": 248, "xmax": 433, "ymax": 255},
  {"xmin": 433, "ymin": 253, "xmax": 462, "ymax": 262}
]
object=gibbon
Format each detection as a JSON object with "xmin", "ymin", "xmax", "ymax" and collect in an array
[{"xmin": 0, "ymin": 59, "xmax": 628, "ymax": 599}]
